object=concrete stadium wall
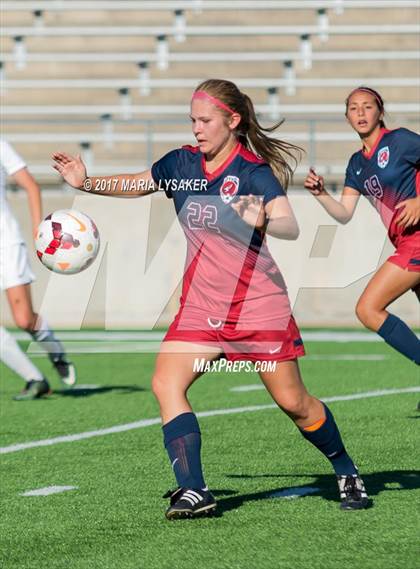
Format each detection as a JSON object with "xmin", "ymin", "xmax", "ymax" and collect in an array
[
  {"xmin": 1, "ymin": 190, "xmax": 418, "ymax": 328},
  {"xmin": 2, "ymin": 4, "xmax": 419, "ymax": 187}
]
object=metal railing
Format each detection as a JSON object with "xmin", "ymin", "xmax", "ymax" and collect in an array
[
  {"xmin": 2, "ymin": 1, "xmax": 419, "ymax": 11},
  {"xmin": 2, "ymin": 24, "xmax": 419, "ymax": 37},
  {"xmin": 3, "ymin": 103, "xmax": 419, "ymax": 116},
  {"xmin": 3, "ymin": 77, "xmax": 418, "ymax": 90},
  {"xmin": 4, "ymin": 116, "xmax": 418, "ymax": 182},
  {"xmin": 1, "ymin": 50, "xmax": 418, "ymax": 63}
]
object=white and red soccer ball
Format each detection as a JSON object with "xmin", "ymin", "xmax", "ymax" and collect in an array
[{"xmin": 35, "ymin": 209, "xmax": 100, "ymax": 274}]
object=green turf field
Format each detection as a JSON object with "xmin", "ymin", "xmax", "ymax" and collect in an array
[{"xmin": 1, "ymin": 333, "xmax": 419, "ymax": 569}]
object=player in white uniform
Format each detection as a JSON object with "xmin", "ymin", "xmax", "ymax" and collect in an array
[{"xmin": 0, "ymin": 139, "xmax": 76, "ymax": 400}]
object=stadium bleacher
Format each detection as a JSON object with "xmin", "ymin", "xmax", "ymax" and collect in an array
[{"xmin": 1, "ymin": 0, "xmax": 419, "ymax": 186}]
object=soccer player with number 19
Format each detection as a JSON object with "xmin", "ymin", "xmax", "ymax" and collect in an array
[
  {"xmin": 53, "ymin": 79, "xmax": 369, "ymax": 519},
  {"xmin": 305, "ymin": 87, "xmax": 420, "ymax": 365}
]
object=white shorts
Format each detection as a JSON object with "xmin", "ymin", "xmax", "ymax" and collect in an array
[{"xmin": 0, "ymin": 242, "xmax": 35, "ymax": 290}]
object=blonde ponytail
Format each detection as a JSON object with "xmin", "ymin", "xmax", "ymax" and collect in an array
[{"xmin": 195, "ymin": 79, "xmax": 302, "ymax": 190}]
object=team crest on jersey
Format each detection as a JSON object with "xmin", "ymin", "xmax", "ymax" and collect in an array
[
  {"xmin": 220, "ymin": 176, "xmax": 240, "ymax": 204},
  {"xmin": 377, "ymin": 146, "xmax": 390, "ymax": 169}
]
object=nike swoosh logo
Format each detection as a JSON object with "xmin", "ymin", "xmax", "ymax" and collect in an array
[
  {"xmin": 269, "ymin": 346, "xmax": 281, "ymax": 354},
  {"xmin": 356, "ymin": 169, "xmax": 362, "ymax": 175},
  {"xmin": 67, "ymin": 213, "xmax": 86, "ymax": 232},
  {"xmin": 171, "ymin": 458, "xmax": 179, "ymax": 469},
  {"xmin": 207, "ymin": 318, "xmax": 222, "ymax": 329}
]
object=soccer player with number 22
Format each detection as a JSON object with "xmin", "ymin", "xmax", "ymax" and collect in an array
[
  {"xmin": 53, "ymin": 79, "xmax": 369, "ymax": 519},
  {"xmin": 305, "ymin": 87, "xmax": 420, "ymax": 366}
]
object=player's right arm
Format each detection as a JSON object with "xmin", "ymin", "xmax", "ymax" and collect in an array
[
  {"xmin": 52, "ymin": 152, "xmax": 156, "ymax": 197},
  {"xmin": 304, "ymin": 168, "xmax": 360, "ymax": 224}
]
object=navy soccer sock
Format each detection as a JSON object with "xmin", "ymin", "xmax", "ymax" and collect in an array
[
  {"xmin": 378, "ymin": 313, "xmax": 420, "ymax": 365},
  {"xmin": 299, "ymin": 404, "xmax": 357, "ymax": 476},
  {"xmin": 163, "ymin": 412, "xmax": 206, "ymax": 490}
]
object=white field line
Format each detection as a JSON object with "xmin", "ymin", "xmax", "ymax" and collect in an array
[
  {"xmin": 27, "ymin": 345, "xmax": 394, "ymax": 356},
  {"xmin": 231, "ymin": 358, "xmax": 387, "ymax": 392},
  {"xmin": 1, "ymin": 387, "xmax": 419, "ymax": 456},
  {"xmin": 11, "ymin": 331, "xmax": 166, "ymax": 341},
  {"xmin": 269, "ymin": 487, "xmax": 320, "ymax": 500},
  {"xmin": 28, "ymin": 342, "xmax": 164, "ymax": 354},
  {"xmin": 306, "ymin": 354, "xmax": 387, "ymax": 361},
  {"xmin": 10, "ymin": 330, "xmax": 420, "ymax": 343},
  {"xmin": 11, "ymin": 329, "xmax": 419, "ymax": 354},
  {"xmin": 231, "ymin": 385, "xmax": 271, "ymax": 392},
  {"xmin": 67, "ymin": 384, "xmax": 100, "ymax": 390},
  {"xmin": 20, "ymin": 485, "xmax": 78, "ymax": 497}
]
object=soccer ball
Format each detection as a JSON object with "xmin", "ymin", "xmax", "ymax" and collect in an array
[{"xmin": 36, "ymin": 209, "xmax": 100, "ymax": 274}]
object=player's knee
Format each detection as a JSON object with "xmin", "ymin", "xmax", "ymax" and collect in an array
[
  {"xmin": 13, "ymin": 312, "xmax": 35, "ymax": 331},
  {"xmin": 355, "ymin": 300, "xmax": 366, "ymax": 324},
  {"xmin": 151, "ymin": 372, "xmax": 181, "ymax": 402},
  {"xmin": 278, "ymin": 394, "xmax": 309, "ymax": 421},
  {"xmin": 355, "ymin": 299, "xmax": 377, "ymax": 330},
  {"xmin": 151, "ymin": 373, "xmax": 166, "ymax": 401}
]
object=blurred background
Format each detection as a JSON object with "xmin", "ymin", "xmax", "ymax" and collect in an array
[{"xmin": 1, "ymin": 0, "xmax": 419, "ymax": 328}]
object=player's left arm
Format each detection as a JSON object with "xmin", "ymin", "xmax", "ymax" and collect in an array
[
  {"xmin": 232, "ymin": 164, "xmax": 299, "ymax": 239},
  {"xmin": 12, "ymin": 167, "xmax": 42, "ymax": 239},
  {"xmin": 231, "ymin": 195, "xmax": 299, "ymax": 240},
  {"xmin": 264, "ymin": 196, "xmax": 300, "ymax": 239}
]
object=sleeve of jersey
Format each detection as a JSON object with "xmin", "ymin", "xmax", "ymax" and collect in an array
[
  {"xmin": 397, "ymin": 129, "xmax": 420, "ymax": 166},
  {"xmin": 1, "ymin": 140, "xmax": 26, "ymax": 175},
  {"xmin": 151, "ymin": 149, "xmax": 180, "ymax": 199},
  {"xmin": 248, "ymin": 164, "xmax": 286, "ymax": 205},
  {"xmin": 344, "ymin": 158, "xmax": 361, "ymax": 192}
]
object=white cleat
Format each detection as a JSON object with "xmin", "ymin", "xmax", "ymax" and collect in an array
[{"xmin": 54, "ymin": 360, "xmax": 77, "ymax": 387}]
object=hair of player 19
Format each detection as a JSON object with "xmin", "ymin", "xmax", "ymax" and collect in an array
[
  {"xmin": 345, "ymin": 85, "xmax": 387, "ymax": 129},
  {"xmin": 195, "ymin": 78, "xmax": 303, "ymax": 191}
]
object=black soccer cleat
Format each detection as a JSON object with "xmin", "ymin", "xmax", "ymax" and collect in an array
[
  {"xmin": 163, "ymin": 487, "xmax": 217, "ymax": 520},
  {"xmin": 13, "ymin": 378, "xmax": 51, "ymax": 401},
  {"xmin": 337, "ymin": 474, "xmax": 369, "ymax": 510}
]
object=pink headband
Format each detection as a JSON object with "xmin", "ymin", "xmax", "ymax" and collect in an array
[
  {"xmin": 346, "ymin": 87, "xmax": 384, "ymax": 109},
  {"xmin": 192, "ymin": 91, "xmax": 235, "ymax": 114}
]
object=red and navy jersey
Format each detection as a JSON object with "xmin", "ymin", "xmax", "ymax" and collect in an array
[
  {"xmin": 344, "ymin": 127, "xmax": 420, "ymax": 244},
  {"xmin": 151, "ymin": 142, "xmax": 291, "ymax": 324},
  {"xmin": 151, "ymin": 141, "xmax": 284, "ymax": 246}
]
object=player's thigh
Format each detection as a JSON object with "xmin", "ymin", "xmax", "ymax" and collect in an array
[
  {"xmin": 6, "ymin": 283, "xmax": 36, "ymax": 323},
  {"xmin": 258, "ymin": 359, "xmax": 310, "ymax": 410},
  {"xmin": 0, "ymin": 241, "xmax": 35, "ymax": 293},
  {"xmin": 153, "ymin": 341, "xmax": 222, "ymax": 394},
  {"xmin": 358, "ymin": 261, "xmax": 420, "ymax": 312}
]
